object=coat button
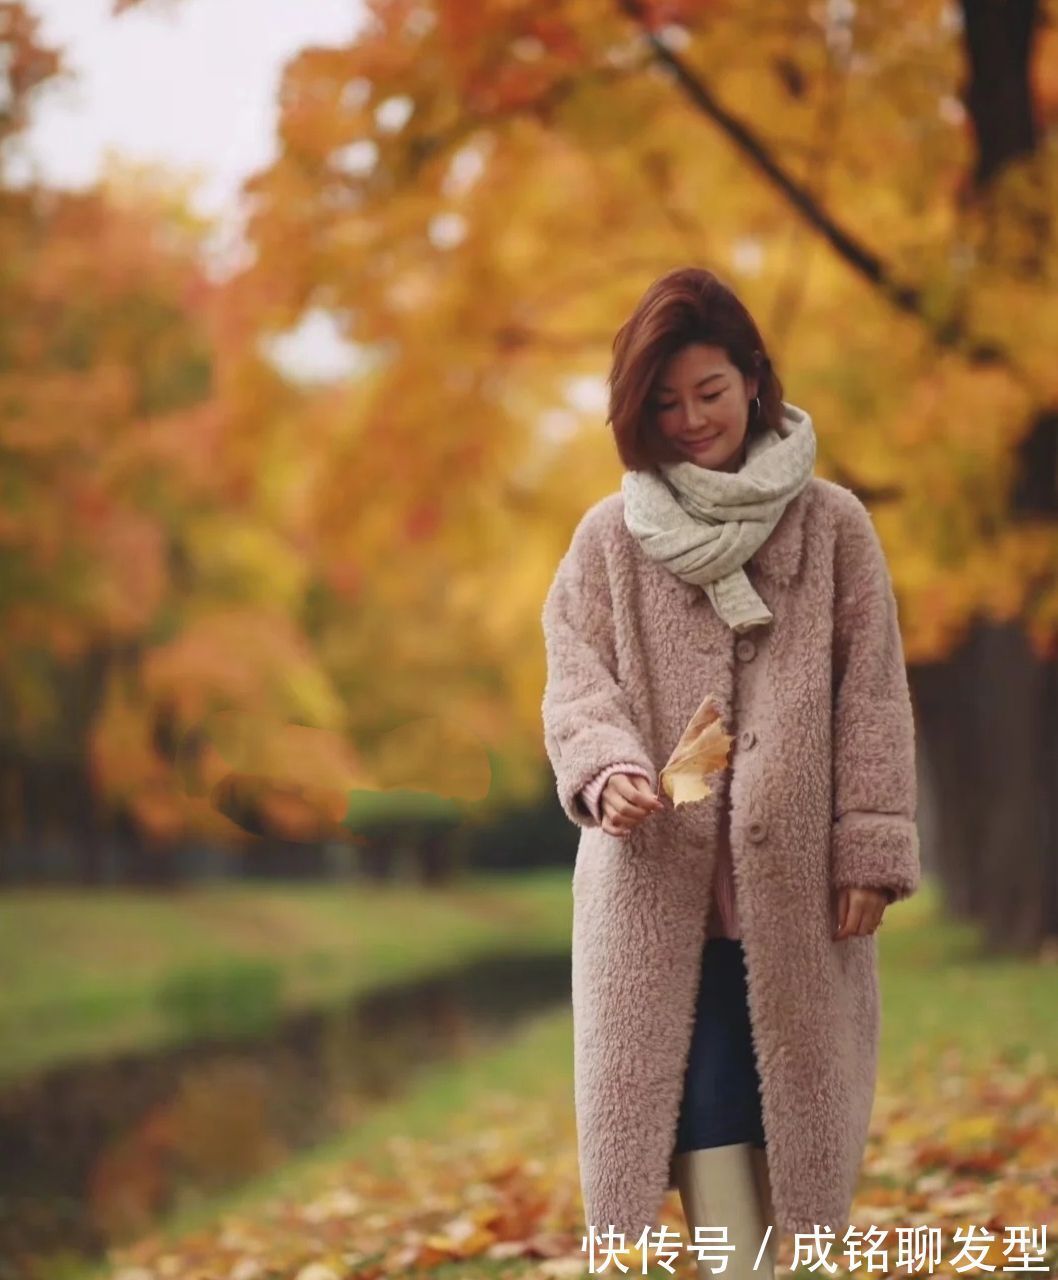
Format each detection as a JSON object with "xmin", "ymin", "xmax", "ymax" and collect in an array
[
  {"xmin": 739, "ymin": 728, "xmax": 757, "ymax": 750},
  {"xmin": 746, "ymin": 818, "xmax": 768, "ymax": 843},
  {"xmin": 735, "ymin": 638, "xmax": 757, "ymax": 662}
]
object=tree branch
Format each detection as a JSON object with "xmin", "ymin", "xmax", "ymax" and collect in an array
[{"xmin": 615, "ymin": 0, "xmax": 1015, "ymax": 373}]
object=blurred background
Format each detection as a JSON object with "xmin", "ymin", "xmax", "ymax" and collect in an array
[{"xmin": 1, "ymin": 0, "xmax": 1057, "ymax": 1278}]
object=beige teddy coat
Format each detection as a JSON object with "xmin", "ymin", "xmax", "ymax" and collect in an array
[{"xmin": 540, "ymin": 475, "xmax": 921, "ymax": 1241}]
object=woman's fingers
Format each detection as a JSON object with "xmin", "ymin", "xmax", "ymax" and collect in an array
[
  {"xmin": 616, "ymin": 774, "xmax": 665, "ymax": 814},
  {"xmin": 834, "ymin": 890, "xmax": 857, "ymax": 939},
  {"xmin": 834, "ymin": 887, "xmax": 887, "ymax": 939},
  {"xmin": 605, "ymin": 775, "xmax": 660, "ymax": 820},
  {"xmin": 834, "ymin": 885, "xmax": 854, "ymax": 936},
  {"xmin": 600, "ymin": 773, "xmax": 665, "ymax": 837},
  {"xmin": 841, "ymin": 901, "xmax": 864, "ymax": 939}
]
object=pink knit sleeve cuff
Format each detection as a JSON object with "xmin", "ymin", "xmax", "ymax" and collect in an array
[{"xmin": 579, "ymin": 762, "xmax": 653, "ymax": 824}]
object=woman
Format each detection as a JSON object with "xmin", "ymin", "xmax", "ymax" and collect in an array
[{"xmin": 540, "ymin": 267, "xmax": 920, "ymax": 1275}]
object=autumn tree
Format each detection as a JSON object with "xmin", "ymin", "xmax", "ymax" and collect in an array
[
  {"xmin": 23, "ymin": 0, "xmax": 1056, "ymax": 919},
  {"xmin": 0, "ymin": 5, "xmax": 370, "ymax": 881},
  {"xmin": 218, "ymin": 0, "xmax": 1058, "ymax": 947}
]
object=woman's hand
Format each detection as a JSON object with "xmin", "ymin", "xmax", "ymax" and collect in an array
[
  {"xmin": 833, "ymin": 886, "xmax": 889, "ymax": 940},
  {"xmin": 600, "ymin": 773, "xmax": 666, "ymax": 838}
]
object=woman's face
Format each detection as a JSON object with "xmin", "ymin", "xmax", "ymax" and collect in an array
[{"xmin": 650, "ymin": 343, "xmax": 759, "ymax": 472}]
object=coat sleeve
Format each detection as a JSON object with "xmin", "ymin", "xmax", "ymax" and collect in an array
[
  {"xmin": 830, "ymin": 495, "xmax": 921, "ymax": 903},
  {"xmin": 541, "ymin": 515, "xmax": 658, "ymax": 829}
]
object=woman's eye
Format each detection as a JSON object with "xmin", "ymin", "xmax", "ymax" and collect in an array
[{"xmin": 657, "ymin": 391, "xmax": 721, "ymax": 411}]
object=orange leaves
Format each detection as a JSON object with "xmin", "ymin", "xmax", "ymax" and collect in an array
[
  {"xmin": 659, "ymin": 690, "xmax": 733, "ymax": 806},
  {"xmin": 102, "ymin": 1083, "xmax": 587, "ymax": 1279},
  {"xmin": 619, "ymin": 0, "xmax": 720, "ymax": 33},
  {"xmin": 0, "ymin": 177, "xmax": 226, "ymax": 768},
  {"xmin": 88, "ymin": 615, "xmax": 362, "ymax": 844},
  {"xmin": 858, "ymin": 1051, "xmax": 1058, "ymax": 1261},
  {"xmin": 404, "ymin": 499, "xmax": 443, "ymax": 542},
  {"xmin": 0, "ymin": 3, "xmax": 63, "ymax": 144},
  {"xmin": 434, "ymin": 0, "xmax": 588, "ymax": 115},
  {"xmin": 96, "ymin": 1039, "xmax": 1058, "ymax": 1279},
  {"xmin": 422, "ymin": 1208, "xmax": 507, "ymax": 1260}
]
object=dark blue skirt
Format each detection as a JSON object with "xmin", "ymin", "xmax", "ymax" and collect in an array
[{"xmin": 674, "ymin": 937, "xmax": 767, "ymax": 1154}]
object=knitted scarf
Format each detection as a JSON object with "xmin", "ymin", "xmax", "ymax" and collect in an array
[{"xmin": 620, "ymin": 400, "xmax": 817, "ymax": 634}]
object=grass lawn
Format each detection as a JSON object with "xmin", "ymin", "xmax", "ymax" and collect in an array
[
  {"xmin": 0, "ymin": 871, "xmax": 574, "ymax": 1081},
  {"xmin": 872, "ymin": 877, "xmax": 1058, "ymax": 1075},
  {"xmin": 3, "ymin": 871, "xmax": 1053, "ymax": 1083},
  {"xmin": 47, "ymin": 872, "xmax": 1058, "ymax": 1280}
]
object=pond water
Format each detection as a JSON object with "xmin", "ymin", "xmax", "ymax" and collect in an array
[{"xmin": 0, "ymin": 949, "xmax": 571, "ymax": 1280}]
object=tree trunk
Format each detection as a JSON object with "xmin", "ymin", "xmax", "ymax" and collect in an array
[{"xmin": 909, "ymin": 623, "xmax": 1058, "ymax": 953}]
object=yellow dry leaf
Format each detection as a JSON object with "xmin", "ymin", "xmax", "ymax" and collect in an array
[{"xmin": 659, "ymin": 691, "xmax": 733, "ymax": 807}]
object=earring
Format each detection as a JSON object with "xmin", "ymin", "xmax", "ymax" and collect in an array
[{"xmin": 750, "ymin": 394, "xmax": 761, "ymax": 422}]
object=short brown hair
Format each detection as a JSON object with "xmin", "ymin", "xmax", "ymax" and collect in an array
[{"xmin": 606, "ymin": 266, "xmax": 785, "ymax": 471}]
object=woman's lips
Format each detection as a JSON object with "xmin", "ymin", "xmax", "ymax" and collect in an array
[{"xmin": 684, "ymin": 431, "xmax": 721, "ymax": 446}]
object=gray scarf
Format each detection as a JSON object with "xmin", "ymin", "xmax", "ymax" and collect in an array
[{"xmin": 621, "ymin": 400, "xmax": 817, "ymax": 634}]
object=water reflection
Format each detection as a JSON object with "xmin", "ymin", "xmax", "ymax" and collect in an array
[{"xmin": 0, "ymin": 949, "xmax": 571, "ymax": 1277}]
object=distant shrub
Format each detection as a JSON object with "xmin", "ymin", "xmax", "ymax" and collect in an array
[{"xmin": 156, "ymin": 961, "xmax": 282, "ymax": 1039}]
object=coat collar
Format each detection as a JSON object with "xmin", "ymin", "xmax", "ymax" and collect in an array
[{"xmin": 746, "ymin": 482, "xmax": 813, "ymax": 585}]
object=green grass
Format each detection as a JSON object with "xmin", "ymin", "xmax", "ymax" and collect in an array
[
  {"xmin": 4, "ymin": 871, "xmax": 1052, "ymax": 1084},
  {"xmin": 0, "ymin": 871, "xmax": 575, "ymax": 1081},
  {"xmin": 874, "ymin": 877, "xmax": 1058, "ymax": 1076}
]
